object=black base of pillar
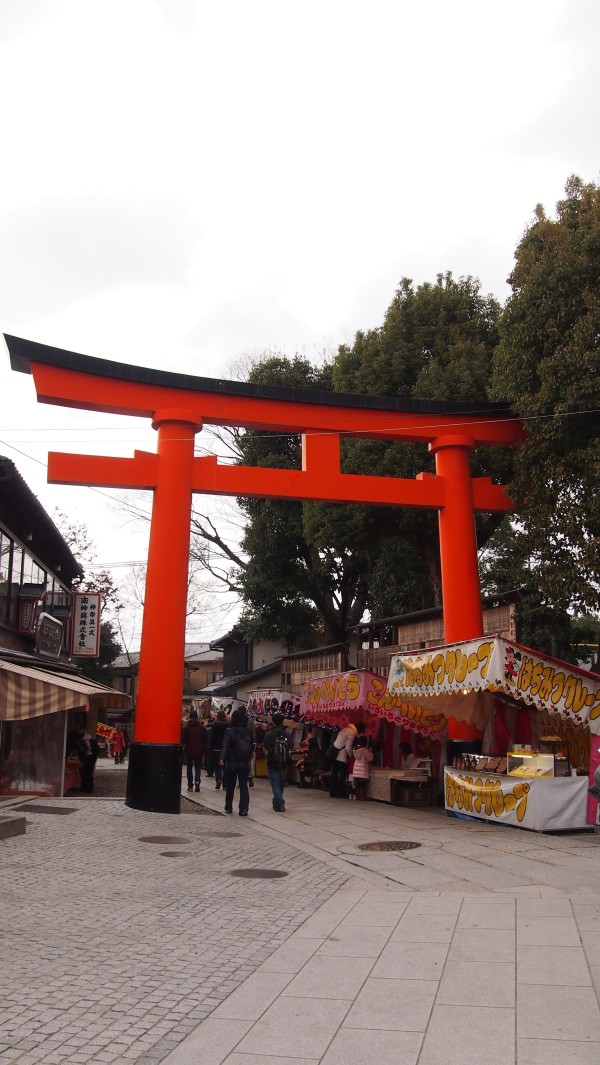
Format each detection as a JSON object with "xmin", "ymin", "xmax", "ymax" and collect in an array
[{"xmin": 125, "ymin": 742, "xmax": 182, "ymax": 814}]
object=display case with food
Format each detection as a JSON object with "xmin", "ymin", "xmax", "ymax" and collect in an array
[
  {"xmin": 507, "ymin": 749, "xmax": 554, "ymax": 778},
  {"xmin": 539, "ymin": 736, "xmax": 571, "ymax": 777}
]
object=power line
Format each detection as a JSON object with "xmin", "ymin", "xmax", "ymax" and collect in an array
[{"xmin": 2, "ymin": 405, "xmax": 599, "ymax": 446}]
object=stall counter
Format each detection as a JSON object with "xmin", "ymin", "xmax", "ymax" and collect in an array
[
  {"xmin": 367, "ymin": 766, "xmax": 433, "ymax": 804},
  {"xmin": 444, "ymin": 767, "xmax": 589, "ymax": 832}
]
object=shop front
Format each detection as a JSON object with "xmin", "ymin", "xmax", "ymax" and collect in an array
[
  {"xmin": 387, "ymin": 636, "xmax": 600, "ymax": 831},
  {"xmin": 0, "ymin": 657, "xmax": 131, "ymax": 797},
  {"xmin": 299, "ymin": 668, "xmax": 447, "ymax": 804}
]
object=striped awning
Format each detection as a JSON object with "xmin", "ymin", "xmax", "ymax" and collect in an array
[{"xmin": 0, "ymin": 660, "xmax": 131, "ymax": 721}]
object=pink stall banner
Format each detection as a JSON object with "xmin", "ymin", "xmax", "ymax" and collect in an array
[{"xmin": 300, "ymin": 669, "xmax": 448, "ymax": 739}]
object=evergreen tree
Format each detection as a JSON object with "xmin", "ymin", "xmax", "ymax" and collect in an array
[{"xmin": 491, "ymin": 176, "xmax": 600, "ymax": 611}]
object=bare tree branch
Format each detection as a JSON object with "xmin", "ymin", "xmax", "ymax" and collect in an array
[{"xmin": 190, "ymin": 509, "xmax": 247, "ymax": 572}]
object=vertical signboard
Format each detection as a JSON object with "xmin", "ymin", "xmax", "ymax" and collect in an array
[{"xmin": 71, "ymin": 593, "xmax": 101, "ymax": 657}]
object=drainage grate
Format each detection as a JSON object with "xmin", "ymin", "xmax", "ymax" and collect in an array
[
  {"xmin": 138, "ymin": 835, "xmax": 191, "ymax": 845},
  {"xmin": 160, "ymin": 851, "xmax": 192, "ymax": 858},
  {"xmin": 358, "ymin": 840, "xmax": 422, "ymax": 852},
  {"xmin": 17, "ymin": 804, "xmax": 77, "ymax": 815},
  {"xmin": 229, "ymin": 868, "xmax": 289, "ymax": 879}
]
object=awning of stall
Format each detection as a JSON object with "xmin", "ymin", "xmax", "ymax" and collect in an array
[
  {"xmin": 386, "ymin": 636, "xmax": 600, "ymax": 738},
  {"xmin": 299, "ymin": 668, "xmax": 449, "ymax": 739},
  {"xmin": 0, "ymin": 659, "xmax": 132, "ymax": 721}
]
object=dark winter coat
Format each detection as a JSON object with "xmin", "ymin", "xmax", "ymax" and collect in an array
[
  {"xmin": 182, "ymin": 719, "xmax": 207, "ymax": 758},
  {"xmin": 220, "ymin": 724, "xmax": 253, "ymax": 767},
  {"xmin": 209, "ymin": 719, "xmax": 228, "ymax": 753}
]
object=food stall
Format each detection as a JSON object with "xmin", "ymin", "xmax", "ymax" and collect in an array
[
  {"xmin": 387, "ymin": 636, "xmax": 600, "ymax": 831},
  {"xmin": 299, "ymin": 669, "xmax": 447, "ymax": 804},
  {"xmin": 246, "ymin": 689, "xmax": 302, "ymax": 778}
]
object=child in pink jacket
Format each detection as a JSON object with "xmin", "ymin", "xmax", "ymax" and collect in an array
[{"xmin": 351, "ymin": 736, "xmax": 373, "ymax": 800}]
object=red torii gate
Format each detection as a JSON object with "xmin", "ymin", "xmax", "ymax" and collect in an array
[{"xmin": 6, "ymin": 335, "xmax": 526, "ymax": 813}]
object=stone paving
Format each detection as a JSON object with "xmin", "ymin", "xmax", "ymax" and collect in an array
[
  {"xmin": 0, "ymin": 792, "xmax": 346, "ymax": 1064},
  {"xmin": 2, "ymin": 767, "xmax": 600, "ymax": 1064}
]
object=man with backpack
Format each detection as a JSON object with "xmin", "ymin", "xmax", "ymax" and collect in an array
[
  {"xmin": 219, "ymin": 708, "xmax": 254, "ymax": 816},
  {"xmin": 263, "ymin": 711, "xmax": 291, "ymax": 812}
]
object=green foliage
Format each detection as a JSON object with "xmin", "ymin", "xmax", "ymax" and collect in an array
[
  {"xmin": 236, "ymin": 357, "xmax": 359, "ymax": 647},
  {"xmin": 480, "ymin": 517, "xmax": 572, "ymax": 660},
  {"xmin": 491, "ymin": 176, "xmax": 600, "ymax": 611},
  {"xmin": 568, "ymin": 615, "xmax": 600, "ymax": 673},
  {"xmin": 480, "ymin": 516, "xmax": 599, "ymax": 667},
  {"xmin": 332, "ymin": 271, "xmax": 507, "ymax": 614},
  {"xmin": 333, "ymin": 272, "xmax": 501, "ymax": 399},
  {"xmin": 367, "ymin": 538, "xmax": 436, "ymax": 620}
]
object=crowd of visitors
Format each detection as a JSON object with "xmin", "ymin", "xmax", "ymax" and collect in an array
[
  {"xmin": 177, "ymin": 705, "xmax": 383, "ymax": 814},
  {"xmin": 69, "ymin": 703, "xmax": 425, "ymax": 812}
]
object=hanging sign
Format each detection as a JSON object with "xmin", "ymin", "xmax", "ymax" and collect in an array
[
  {"xmin": 388, "ymin": 637, "xmax": 600, "ymax": 735},
  {"xmin": 71, "ymin": 593, "xmax": 101, "ymax": 657},
  {"xmin": 36, "ymin": 611, "xmax": 63, "ymax": 658},
  {"xmin": 246, "ymin": 689, "xmax": 300, "ymax": 718},
  {"xmin": 210, "ymin": 697, "xmax": 247, "ymax": 715}
]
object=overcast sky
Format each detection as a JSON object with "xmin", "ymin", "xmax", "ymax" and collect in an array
[{"xmin": 0, "ymin": 0, "xmax": 598, "ymax": 644}]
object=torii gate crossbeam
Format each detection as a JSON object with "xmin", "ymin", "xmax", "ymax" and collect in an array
[{"xmin": 5, "ymin": 335, "xmax": 526, "ymax": 814}]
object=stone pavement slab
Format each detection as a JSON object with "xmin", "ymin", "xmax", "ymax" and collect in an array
[{"xmin": 2, "ymin": 774, "xmax": 600, "ymax": 1064}]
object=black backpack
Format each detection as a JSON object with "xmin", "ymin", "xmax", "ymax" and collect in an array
[
  {"xmin": 231, "ymin": 727, "xmax": 253, "ymax": 762},
  {"xmin": 270, "ymin": 730, "xmax": 290, "ymax": 768}
]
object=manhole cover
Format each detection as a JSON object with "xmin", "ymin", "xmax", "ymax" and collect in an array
[
  {"xmin": 358, "ymin": 840, "xmax": 422, "ymax": 852},
  {"xmin": 229, "ymin": 868, "xmax": 289, "ymax": 879},
  {"xmin": 160, "ymin": 851, "xmax": 192, "ymax": 858},
  {"xmin": 138, "ymin": 835, "xmax": 191, "ymax": 845},
  {"xmin": 17, "ymin": 804, "xmax": 77, "ymax": 815}
]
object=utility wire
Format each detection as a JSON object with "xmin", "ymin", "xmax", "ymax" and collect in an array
[{"xmin": 1, "ymin": 405, "xmax": 599, "ymax": 445}]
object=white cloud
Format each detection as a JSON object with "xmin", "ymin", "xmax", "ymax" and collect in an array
[
  {"xmin": 187, "ymin": 292, "xmax": 323, "ymax": 369},
  {"xmin": 0, "ymin": 196, "xmax": 197, "ymax": 318},
  {"xmin": 506, "ymin": 0, "xmax": 600, "ymax": 173}
]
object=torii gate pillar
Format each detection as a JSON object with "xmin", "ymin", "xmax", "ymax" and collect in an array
[
  {"xmin": 430, "ymin": 436, "xmax": 482, "ymax": 644},
  {"xmin": 126, "ymin": 410, "xmax": 202, "ymax": 813}
]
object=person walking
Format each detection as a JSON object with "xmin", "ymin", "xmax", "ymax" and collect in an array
[
  {"xmin": 78, "ymin": 731, "xmax": 98, "ymax": 794},
  {"xmin": 247, "ymin": 713, "xmax": 257, "ymax": 788},
  {"xmin": 112, "ymin": 725, "xmax": 127, "ymax": 765},
  {"xmin": 219, "ymin": 708, "xmax": 253, "ymax": 816},
  {"xmin": 263, "ymin": 711, "xmax": 291, "ymax": 812},
  {"xmin": 329, "ymin": 721, "xmax": 365, "ymax": 798},
  {"xmin": 182, "ymin": 709, "xmax": 207, "ymax": 792},
  {"xmin": 351, "ymin": 735, "xmax": 373, "ymax": 800},
  {"xmin": 209, "ymin": 709, "xmax": 228, "ymax": 790}
]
